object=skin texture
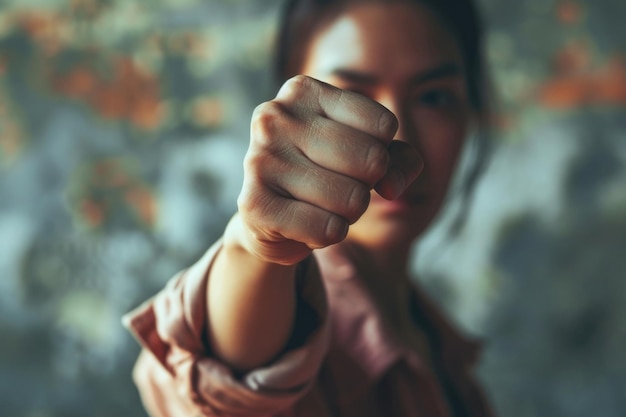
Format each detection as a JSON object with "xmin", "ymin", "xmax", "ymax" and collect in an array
[
  {"xmin": 301, "ymin": 2, "xmax": 471, "ymax": 257},
  {"xmin": 206, "ymin": 1, "xmax": 473, "ymax": 371}
]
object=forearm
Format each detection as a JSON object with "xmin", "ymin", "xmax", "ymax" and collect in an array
[{"xmin": 206, "ymin": 214, "xmax": 298, "ymax": 372}]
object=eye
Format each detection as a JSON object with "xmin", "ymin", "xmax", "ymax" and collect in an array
[{"xmin": 415, "ymin": 89, "xmax": 456, "ymax": 107}]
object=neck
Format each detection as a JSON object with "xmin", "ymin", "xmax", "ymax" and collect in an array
[
  {"xmin": 345, "ymin": 233, "xmax": 414, "ymax": 278},
  {"xmin": 343, "ymin": 237, "xmax": 415, "ymax": 322}
]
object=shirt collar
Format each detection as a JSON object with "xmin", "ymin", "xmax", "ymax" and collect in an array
[{"xmin": 314, "ymin": 243, "xmax": 483, "ymax": 388}]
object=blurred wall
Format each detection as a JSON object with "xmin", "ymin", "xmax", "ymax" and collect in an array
[{"xmin": 0, "ymin": 1, "xmax": 624, "ymax": 416}]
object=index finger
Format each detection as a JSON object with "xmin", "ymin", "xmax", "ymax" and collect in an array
[{"xmin": 275, "ymin": 75, "xmax": 398, "ymax": 143}]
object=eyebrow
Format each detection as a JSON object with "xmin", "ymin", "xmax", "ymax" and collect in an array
[{"xmin": 328, "ymin": 62, "xmax": 462, "ymax": 85}]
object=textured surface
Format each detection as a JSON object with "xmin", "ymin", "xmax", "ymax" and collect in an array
[{"xmin": 0, "ymin": 0, "xmax": 624, "ymax": 416}]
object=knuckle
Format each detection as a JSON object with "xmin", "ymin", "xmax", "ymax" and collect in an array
[
  {"xmin": 377, "ymin": 109, "xmax": 398, "ymax": 138},
  {"xmin": 322, "ymin": 215, "xmax": 348, "ymax": 246},
  {"xmin": 279, "ymin": 74, "xmax": 315, "ymax": 101},
  {"xmin": 237, "ymin": 179, "xmax": 270, "ymax": 216},
  {"xmin": 236, "ymin": 183, "xmax": 258, "ymax": 215},
  {"xmin": 345, "ymin": 183, "xmax": 370, "ymax": 223},
  {"xmin": 242, "ymin": 148, "xmax": 265, "ymax": 179},
  {"xmin": 250, "ymin": 101, "xmax": 284, "ymax": 148},
  {"xmin": 287, "ymin": 74, "xmax": 314, "ymax": 91},
  {"xmin": 364, "ymin": 142, "xmax": 390, "ymax": 183}
]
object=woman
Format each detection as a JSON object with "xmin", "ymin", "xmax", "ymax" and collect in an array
[{"xmin": 124, "ymin": 0, "xmax": 494, "ymax": 415}]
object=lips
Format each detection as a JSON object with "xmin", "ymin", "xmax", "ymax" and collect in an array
[
  {"xmin": 398, "ymin": 176, "xmax": 429, "ymax": 204},
  {"xmin": 399, "ymin": 192, "xmax": 428, "ymax": 204},
  {"xmin": 371, "ymin": 190, "xmax": 429, "ymax": 206}
]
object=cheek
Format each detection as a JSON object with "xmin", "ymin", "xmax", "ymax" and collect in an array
[{"xmin": 417, "ymin": 116, "xmax": 468, "ymax": 188}]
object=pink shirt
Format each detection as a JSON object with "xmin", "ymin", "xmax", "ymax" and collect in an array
[{"xmin": 123, "ymin": 240, "xmax": 494, "ymax": 417}]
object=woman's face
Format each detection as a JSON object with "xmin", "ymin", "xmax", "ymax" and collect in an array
[{"xmin": 299, "ymin": 1, "xmax": 474, "ymax": 249}]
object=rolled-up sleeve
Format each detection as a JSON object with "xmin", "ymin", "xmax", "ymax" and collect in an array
[{"xmin": 123, "ymin": 240, "xmax": 331, "ymax": 417}]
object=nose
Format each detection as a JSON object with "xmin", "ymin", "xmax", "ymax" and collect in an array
[
  {"xmin": 379, "ymin": 94, "xmax": 419, "ymax": 149},
  {"xmin": 377, "ymin": 94, "xmax": 425, "ymax": 185}
]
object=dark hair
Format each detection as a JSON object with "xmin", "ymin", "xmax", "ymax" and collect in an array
[{"xmin": 273, "ymin": 0, "xmax": 493, "ymax": 234}]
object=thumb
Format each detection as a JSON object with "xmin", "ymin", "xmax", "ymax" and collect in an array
[{"xmin": 374, "ymin": 140, "xmax": 424, "ymax": 200}]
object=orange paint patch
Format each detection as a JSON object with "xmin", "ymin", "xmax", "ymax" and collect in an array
[
  {"xmin": 125, "ymin": 188, "xmax": 157, "ymax": 226},
  {"xmin": 552, "ymin": 40, "xmax": 592, "ymax": 76},
  {"xmin": 51, "ymin": 57, "xmax": 166, "ymax": 130},
  {"xmin": 80, "ymin": 198, "xmax": 105, "ymax": 227},
  {"xmin": 593, "ymin": 56, "xmax": 626, "ymax": 105},
  {"xmin": 130, "ymin": 97, "xmax": 166, "ymax": 131},
  {"xmin": 0, "ymin": 122, "xmax": 24, "ymax": 166},
  {"xmin": 538, "ymin": 76, "xmax": 591, "ymax": 108},
  {"xmin": 70, "ymin": 158, "xmax": 158, "ymax": 229},
  {"xmin": 538, "ymin": 54, "xmax": 626, "ymax": 108},
  {"xmin": 16, "ymin": 11, "xmax": 58, "ymax": 38},
  {"xmin": 190, "ymin": 97, "xmax": 225, "ymax": 129},
  {"xmin": 53, "ymin": 67, "xmax": 99, "ymax": 98},
  {"xmin": 556, "ymin": 1, "xmax": 584, "ymax": 25},
  {"xmin": 15, "ymin": 10, "xmax": 65, "ymax": 56}
]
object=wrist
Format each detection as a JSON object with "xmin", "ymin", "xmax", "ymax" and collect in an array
[
  {"xmin": 222, "ymin": 213, "xmax": 299, "ymax": 274},
  {"xmin": 225, "ymin": 211, "xmax": 313, "ymax": 267}
]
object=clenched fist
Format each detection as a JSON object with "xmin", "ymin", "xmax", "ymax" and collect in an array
[{"xmin": 237, "ymin": 75, "xmax": 423, "ymax": 265}]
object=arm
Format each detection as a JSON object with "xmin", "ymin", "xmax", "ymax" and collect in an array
[
  {"xmin": 205, "ymin": 75, "xmax": 421, "ymax": 372},
  {"xmin": 206, "ymin": 213, "xmax": 298, "ymax": 371},
  {"xmin": 124, "ymin": 75, "xmax": 421, "ymax": 417}
]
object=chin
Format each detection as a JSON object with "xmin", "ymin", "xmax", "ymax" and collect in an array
[
  {"xmin": 350, "ymin": 199, "xmax": 440, "ymax": 248},
  {"xmin": 348, "ymin": 214, "xmax": 428, "ymax": 250}
]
